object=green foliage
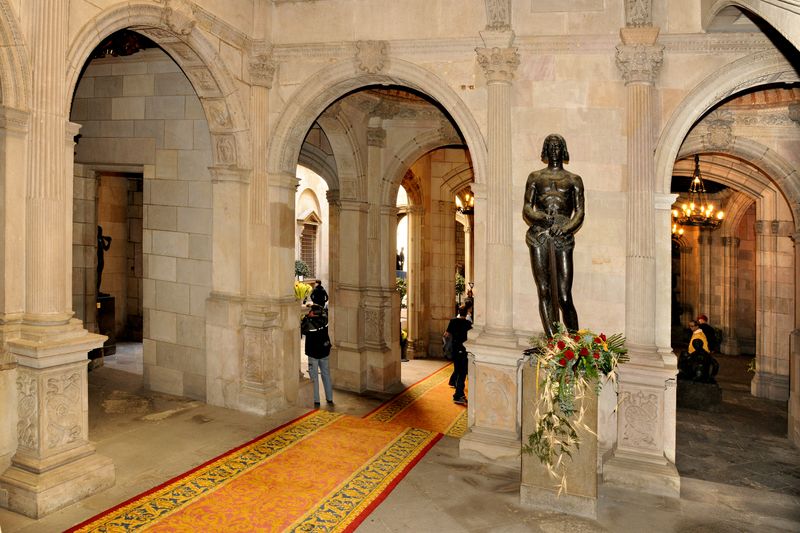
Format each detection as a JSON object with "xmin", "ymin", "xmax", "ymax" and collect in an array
[
  {"xmin": 295, "ymin": 259, "xmax": 311, "ymax": 278},
  {"xmin": 396, "ymin": 277, "xmax": 407, "ymax": 308},
  {"xmin": 455, "ymin": 272, "xmax": 466, "ymax": 297}
]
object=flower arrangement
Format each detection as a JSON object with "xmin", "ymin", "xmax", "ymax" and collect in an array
[
  {"xmin": 523, "ymin": 323, "xmax": 627, "ymax": 492},
  {"xmin": 294, "ymin": 280, "xmax": 313, "ymax": 302}
]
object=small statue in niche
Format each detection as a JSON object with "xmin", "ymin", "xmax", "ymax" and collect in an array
[
  {"xmin": 522, "ymin": 134, "xmax": 585, "ymax": 338},
  {"xmin": 97, "ymin": 225, "xmax": 112, "ymax": 297},
  {"xmin": 396, "ymin": 247, "xmax": 405, "ymax": 271}
]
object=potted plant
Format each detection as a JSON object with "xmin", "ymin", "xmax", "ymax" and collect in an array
[{"xmin": 295, "ymin": 259, "xmax": 311, "ymax": 280}]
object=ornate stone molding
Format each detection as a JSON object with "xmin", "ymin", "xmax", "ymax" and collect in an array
[
  {"xmin": 355, "ymin": 40, "xmax": 388, "ymax": 74},
  {"xmin": 163, "ymin": 0, "xmax": 196, "ymax": 36},
  {"xmin": 615, "ymin": 43, "xmax": 664, "ymax": 84},
  {"xmin": 625, "ymin": 0, "xmax": 652, "ymax": 27},
  {"xmin": 366, "ymin": 127, "xmax": 386, "ymax": 148},
  {"xmin": 0, "ymin": 105, "xmax": 29, "ymax": 134},
  {"xmin": 475, "ymin": 47, "xmax": 520, "ymax": 83},
  {"xmin": 485, "ymin": 0, "xmax": 511, "ymax": 31},
  {"xmin": 209, "ymin": 166, "xmax": 251, "ymax": 184},
  {"xmin": 790, "ymin": 103, "xmax": 800, "ymax": 124},
  {"xmin": 248, "ymin": 47, "xmax": 277, "ymax": 89},
  {"xmin": 722, "ymin": 236, "xmax": 741, "ymax": 248},
  {"xmin": 702, "ymin": 109, "xmax": 734, "ymax": 150},
  {"xmin": 438, "ymin": 119, "xmax": 462, "ymax": 145}
]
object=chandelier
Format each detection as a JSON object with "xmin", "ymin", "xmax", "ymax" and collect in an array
[
  {"xmin": 455, "ymin": 191, "xmax": 474, "ymax": 215},
  {"xmin": 672, "ymin": 154, "xmax": 724, "ymax": 233}
]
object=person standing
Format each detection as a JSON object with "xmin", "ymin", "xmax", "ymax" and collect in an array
[
  {"xmin": 310, "ymin": 280, "xmax": 329, "ymax": 308},
  {"xmin": 301, "ymin": 304, "xmax": 333, "ymax": 407},
  {"xmin": 444, "ymin": 306, "xmax": 472, "ymax": 405}
]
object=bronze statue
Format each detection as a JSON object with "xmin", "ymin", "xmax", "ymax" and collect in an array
[
  {"xmin": 97, "ymin": 225, "xmax": 112, "ymax": 296},
  {"xmin": 522, "ymin": 134, "xmax": 585, "ymax": 338}
]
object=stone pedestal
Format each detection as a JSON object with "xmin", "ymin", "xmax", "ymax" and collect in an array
[
  {"xmin": 520, "ymin": 364, "xmax": 598, "ymax": 519},
  {"xmin": 676, "ymin": 380, "xmax": 722, "ymax": 411}
]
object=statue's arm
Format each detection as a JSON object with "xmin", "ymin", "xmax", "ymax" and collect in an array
[
  {"xmin": 561, "ymin": 175, "xmax": 585, "ymax": 235},
  {"xmin": 522, "ymin": 176, "xmax": 547, "ymax": 227}
]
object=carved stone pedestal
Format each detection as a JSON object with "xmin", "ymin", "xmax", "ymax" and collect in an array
[{"xmin": 520, "ymin": 364, "xmax": 598, "ymax": 519}]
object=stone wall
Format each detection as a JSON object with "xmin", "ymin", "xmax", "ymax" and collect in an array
[
  {"xmin": 70, "ymin": 48, "xmax": 213, "ymax": 399},
  {"xmin": 736, "ymin": 204, "xmax": 756, "ymax": 355}
]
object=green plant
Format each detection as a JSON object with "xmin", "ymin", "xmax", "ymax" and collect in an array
[
  {"xmin": 455, "ymin": 272, "xmax": 466, "ymax": 298},
  {"xmin": 396, "ymin": 277, "xmax": 407, "ymax": 308},
  {"xmin": 295, "ymin": 259, "xmax": 311, "ymax": 278}
]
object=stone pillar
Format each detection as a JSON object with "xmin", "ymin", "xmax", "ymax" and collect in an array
[
  {"xmin": 603, "ymin": 24, "xmax": 679, "ymax": 497},
  {"xmin": 459, "ymin": 34, "xmax": 522, "ymax": 468},
  {"xmin": 788, "ymin": 231, "xmax": 800, "ymax": 447},
  {"xmin": 698, "ymin": 230, "xmax": 714, "ymax": 318},
  {"xmin": 720, "ymin": 236, "xmax": 740, "ymax": 354},
  {"xmin": 678, "ymin": 241, "xmax": 696, "ymax": 325},
  {"xmin": 0, "ymin": 3, "xmax": 113, "ymax": 516},
  {"xmin": 463, "ymin": 217, "xmax": 474, "ymax": 286},
  {"xmin": 406, "ymin": 205, "xmax": 425, "ymax": 357}
]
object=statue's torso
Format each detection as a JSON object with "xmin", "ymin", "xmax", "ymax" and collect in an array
[{"xmin": 526, "ymin": 169, "xmax": 578, "ymax": 219}]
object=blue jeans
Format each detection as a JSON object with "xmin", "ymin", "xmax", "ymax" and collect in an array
[{"xmin": 308, "ymin": 356, "xmax": 333, "ymax": 403}]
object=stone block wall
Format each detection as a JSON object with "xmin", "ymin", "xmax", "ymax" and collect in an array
[
  {"xmin": 736, "ymin": 205, "xmax": 756, "ymax": 354},
  {"xmin": 70, "ymin": 48, "xmax": 213, "ymax": 400},
  {"xmin": 72, "ymin": 165, "xmax": 98, "ymax": 333}
]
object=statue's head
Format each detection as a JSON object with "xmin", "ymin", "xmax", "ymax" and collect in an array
[{"xmin": 540, "ymin": 134, "xmax": 569, "ymax": 164}]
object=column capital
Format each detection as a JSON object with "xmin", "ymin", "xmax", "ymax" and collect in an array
[
  {"xmin": 247, "ymin": 45, "xmax": 276, "ymax": 89},
  {"xmin": 476, "ymin": 46, "xmax": 520, "ymax": 84},
  {"xmin": 722, "ymin": 236, "xmax": 740, "ymax": 248},
  {"xmin": 407, "ymin": 205, "xmax": 424, "ymax": 216},
  {"xmin": 366, "ymin": 126, "xmax": 386, "ymax": 148},
  {"xmin": 615, "ymin": 42, "xmax": 664, "ymax": 85}
]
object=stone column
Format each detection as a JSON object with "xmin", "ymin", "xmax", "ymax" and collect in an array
[
  {"xmin": 0, "ymin": 3, "xmax": 113, "ymax": 516},
  {"xmin": 698, "ymin": 230, "xmax": 714, "ymax": 318},
  {"xmin": 719, "ymin": 236, "xmax": 740, "ymax": 354},
  {"xmin": 788, "ymin": 231, "xmax": 800, "ymax": 447},
  {"xmin": 406, "ymin": 205, "xmax": 425, "ymax": 357},
  {"xmin": 459, "ymin": 34, "xmax": 522, "ymax": 468},
  {"xmin": 463, "ymin": 217, "xmax": 474, "ymax": 286},
  {"xmin": 603, "ymin": 24, "xmax": 679, "ymax": 497}
]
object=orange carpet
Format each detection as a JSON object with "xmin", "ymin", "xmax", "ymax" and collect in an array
[{"xmin": 364, "ymin": 362, "xmax": 468, "ymax": 437}]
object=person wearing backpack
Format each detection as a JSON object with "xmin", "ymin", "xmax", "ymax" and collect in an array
[{"xmin": 301, "ymin": 304, "xmax": 333, "ymax": 407}]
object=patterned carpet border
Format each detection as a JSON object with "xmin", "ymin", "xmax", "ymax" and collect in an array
[
  {"xmin": 66, "ymin": 410, "xmax": 341, "ymax": 533},
  {"xmin": 363, "ymin": 363, "xmax": 451, "ymax": 423},
  {"xmin": 288, "ymin": 427, "xmax": 442, "ymax": 532},
  {"xmin": 445, "ymin": 410, "xmax": 468, "ymax": 438}
]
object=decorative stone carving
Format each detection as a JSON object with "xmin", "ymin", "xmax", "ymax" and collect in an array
[
  {"xmin": 620, "ymin": 390, "xmax": 658, "ymax": 450},
  {"xmin": 476, "ymin": 47, "xmax": 520, "ymax": 83},
  {"xmin": 203, "ymin": 99, "xmax": 233, "ymax": 130},
  {"xmin": 249, "ymin": 51, "xmax": 277, "ymax": 89},
  {"xmin": 355, "ymin": 40, "xmax": 388, "ymax": 74},
  {"xmin": 474, "ymin": 367, "xmax": 514, "ymax": 430},
  {"xmin": 721, "ymin": 236, "xmax": 740, "ymax": 248},
  {"xmin": 438, "ymin": 119, "xmax": 461, "ymax": 145},
  {"xmin": 703, "ymin": 109, "xmax": 734, "ymax": 150},
  {"xmin": 166, "ymin": 42, "xmax": 201, "ymax": 65},
  {"xmin": 485, "ymin": 0, "xmax": 511, "ymax": 31},
  {"xmin": 214, "ymin": 134, "xmax": 237, "ymax": 165},
  {"xmin": 364, "ymin": 308, "xmax": 382, "ymax": 342},
  {"xmin": 163, "ymin": 0, "xmax": 196, "ymax": 36},
  {"xmin": 186, "ymin": 68, "xmax": 219, "ymax": 94},
  {"xmin": 736, "ymin": 111, "xmax": 794, "ymax": 126},
  {"xmin": 790, "ymin": 103, "xmax": 800, "ymax": 124},
  {"xmin": 615, "ymin": 43, "xmax": 664, "ymax": 84},
  {"xmin": 45, "ymin": 372, "xmax": 81, "ymax": 448},
  {"xmin": 16, "ymin": 370, "xmax": 38, "ymax": 450},
  {"xmin": 373, "ymin": 100, "xmax": 401, "ymax": 120},
  {"xmin": 366, "ymin": 127, "xmax": 386, "ymax": 148},
  {"xmin": 625, "ymin": 0, "xmax": 652, "ymax": 27}
]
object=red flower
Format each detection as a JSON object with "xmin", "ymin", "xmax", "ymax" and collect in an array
[
  {"xmin": 557, "ymin": 341, "xmax": 566, "ymax": 350},
  {"xmin": 547, "ymin": 344, "xmax": 554, "ymax": 350},
  {"xmin": 564, "ymin": 349, "xmax": 575, "ymax": 360},
  {"xmin": 579, "ymin": 347, "xmax": 589, "ymax": 357},
  {"xmin": 593, "ymin": 352, "xmax": 600, "ymax": 359},
  {"xmin": 558, "ymin": 358, "xmax": 567, "ymax": 366},
  {"xmin": 600, "ymin": 333, "xmax": 607, "ymax": 341},
  {"xmin": 573, "ymin": 335, "xmax": 581, "ymax": 342},
  {"xmin": 593, "ymin": 337, "xmax": 602, "ymax": 344}
]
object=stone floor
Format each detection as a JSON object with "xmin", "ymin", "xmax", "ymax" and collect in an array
[{"xmin": 0, "ymin": 350, "xmax": 798, "ymax": 532}]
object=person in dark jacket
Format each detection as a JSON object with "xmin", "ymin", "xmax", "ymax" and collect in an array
[
  {"xmin": 301, "ymin": 304, "xmax": 333, "ymax": 407},
  {"xmin": 696, "ymin": 314, "xmax": 719, "ymax": 353},
  {"xmin": 310, "ymin": 280, "xmax": 329, "ymax": 307},
  {"xmin": 444, "ymin": 306, "xmax": 472, "ymax": 405}
]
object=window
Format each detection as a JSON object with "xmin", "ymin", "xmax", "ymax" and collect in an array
[{"xmin": 300, "ymin": 223, "xmax": 317, "ymax": 278}]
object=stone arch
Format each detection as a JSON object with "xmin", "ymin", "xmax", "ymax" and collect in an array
[
  {"xmin": 298, "ymin": 144, "xmax": 338, "ymax": 188},
  {"xmin": 0, "ymin": 0, "xmax": 30, "ymax": 110},
  {"xmin": 440, "ymin": 163, "xmax": 475, "ymax": 198},
  {"xmin": 655, "ymin": 50, "xmax": 799, "ymax": 200},
  {"xmin": 65, "ymin": 2, "xmax": 250, "ymax": 170},
  {"xmin": 704, "ymin": 1, "xmax": 800, "ymax": 49},
  {"xmin": 381, "ymin": 129, "xmax": 464, "ymax": 206},
  {"xmin": 266, "ymin": 57, "xmax": 487, "ymax": 190},
  {"xmin": 316, "ymin": 112, "xmax": 366, "ymax": 197}
]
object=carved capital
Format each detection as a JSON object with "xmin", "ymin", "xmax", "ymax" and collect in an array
[
  {"xmin": 485, "ymin": 0, "xmax": 511, "ymax": 31},
  {"xmin": 625, "ymin": 0, "xmax": 652, "ymax": 27},
  {"xmin": 248, "ymin": 50, "xmax": 277, "ymax": 89},
  {"xmin": 355, "ymin": 40, "xmax": 388, "ymax": 74},
  {"xmin": 163, "ymin": 0, "xmax": 196, "ymax": 36},
  {"xmin": 722, "ymin": 236, "xmax": 740, "ymax": 248},
  {"xmin": 476, "ymin": 47, "xmax": 520, "ymax": 83},
  {"xmin": 615, "ymin": 43, "xmax": 664, "ymax": 84},
  {"xmin": 367, "ymin": 127, "xmax": 386, "ymax": 148}
]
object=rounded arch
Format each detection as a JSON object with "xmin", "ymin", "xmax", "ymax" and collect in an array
[
  {"xmin": 704, "ymin": 1, "xmax": 800, "ymax": 49},
  {"xmin": 65, "ymin": 2, "xmax": 250, "ymax": 169},
  {"xmin": 317, "ymin": 112, "xmax": 366, "ymax": 196},
  {"xmin": 0, "ymin": 0, "xmax": 30, "ymax": 109},
  {"xmin": 266, "ymin": 57, "xmax": 487, "ymax": 190},
  {"xmin": 440, "ymin": 163, "xmax": 475, "ymax": 198},
  {"xmin": 655, "ymin": 50, "xmax": 799, "ymax": 198}
]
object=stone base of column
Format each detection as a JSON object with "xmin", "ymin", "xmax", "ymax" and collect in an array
[
  {"xmin": 602, "ymin": 454, "xmax": 680, "ymax": 498},
  {"xmin": 520, "ymin": 484, "xmax": 597, "ymax": 519},
  {"xmin": 751, "ymin": 370, "xmax": 789, "ymax": 402},
  {"xmin": 0, "ymin": 447, "xmax": 114, "ymax": 519},
  {"xmin": 459, "ymin": 427, "xmax": 521, "ymax": 471}
]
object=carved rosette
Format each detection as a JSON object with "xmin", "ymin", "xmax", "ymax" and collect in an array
[
  {"xmin": 476, "ymin": 47, "xmax": 520, "ymax": 84},
  {"xmin": 366, "ymin": 127, "xmax": 386, "ymax": 148},
  {"xmin": 625, "ymin": 0, "xmax": 652, "ymax": 27},
  {"xmin": 45, "ymin": 372, "xmax": 82, "ymax": 449},
  {"xmin": 703, "ymin": 109, "xmax": 734, "ymax": 150},
  {"xmin": 355, "ymin": 41, "xmax": 388, "ymax": 74},
  {"xmin": 16, "ymin": 369, "xmax": 38, "ymax": 451},
  {"xmin": 163, "ymin": 0, "xmax": 196, "ymax": 36},
  {"xmin": 248, "ymin": 52, "xmax": 277, "ymax": 89},
  {"xmin": 615, "ymin": 43, "xmax": 664, "ymax": 84}
]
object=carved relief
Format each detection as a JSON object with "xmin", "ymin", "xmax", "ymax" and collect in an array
[
  {"xmin": 355, "ymin": 41, "xmax": 388, "ymax": 74},
  {"xmin": 475, "ymin": 366, "xmax": 515, "ymax": 430},
  {"xmin": 249, "ymin": 52, "xmax": 277, "ymax": 89},
  {"xmin": 364, "ymin": 308, "xmax": 382, "ymax": 342},
  {"xmin": 485, "ymin": 0, "xmax": 511, "ymax": 31},
  {"xmin": 163, "ymin": 0, "xmax": 196, "ymax": 36},
  {"xmin": 16, "ymin": 370, "xmax": 38, "ymax": 450},
  {"xmin": 790, "ymin": 103, "xmax": 800, "ymax": 125},
  {"xmin": 204, "ymin": 100, "xmax": 233, "ymax": 130},
  {"xmin": 438, "ymin": 120, "xmax": 461, "ymax": 145},
  {"xmin": 366, "ymin": 127, "xmax": 386, "ymax": 148},
  {"xmin": 625, "ymin": 0, "xmax": 652, "ymax": 27},
  {"xmin": 703, "ymin": 109, "xmax": 734, "ymax": 150},
  {"xmin": 475, "ymin": 47, "xmax": 520, "ymax": 83},
  {"xmin": 214, "ymin": 135, "xmax": 237, "ymax": 165},
  {"xmin": 166, "ymin": 42, "xmax": 201, "ymax": 65},
  {"xmin": 186, "ymin": 68, "xmax": 220, "ymax": 94},
  {"xmin": 243, "ymin": 327, "xmax": 265, "ymax": 385},
  {"xmin": 620, "ymin": 390, "xmax": 658, "ymax": 450},
  {"xmin": 45, "ymin": 372, "xmax": 82, "ymax": 449},
  {"xmin": 615, "ymin": 43, "xmax": 664, "ymax": 84}
]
